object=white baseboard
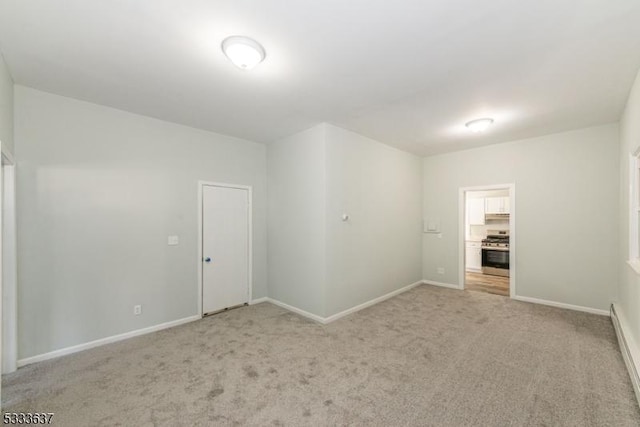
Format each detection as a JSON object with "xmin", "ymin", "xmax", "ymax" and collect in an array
[
  {"xmin": 611, "ymin": 304, "xmax": 640, "ymax": 405},
  {"xmin": 423, "ymin": 280, "xmax": 462, "ymax": 290},
  {"xmin": 512, "ymin": 295, "xmax": 609, "ymax": 316},
  {"xmin": 17, "ymin": 281, "xmax": 423, "ymax": 368},
  {"xmin": 17, "ymin": 315, "xmax": 201, "ymax": 368},
  {"xmin": 265, "ymin": 298, "xmax": 326, "ymax": 323},
  {"xmin": 323, "ymin": 280, "xmax": 424, "ymax": 323},
  {"xmin": 423, "ymin": 280, "xmax": 609, "ymax": 317},
  {"xmin": 267, "ymin": 280, "xmax": 424, "ymax": 325}
]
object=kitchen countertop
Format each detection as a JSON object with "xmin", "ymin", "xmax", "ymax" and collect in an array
[{"xmin": 466, "ymin": 237, "xmax": 484, "ymax": 242}]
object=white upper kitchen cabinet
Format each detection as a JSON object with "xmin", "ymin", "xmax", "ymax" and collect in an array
[
  {"xmin": 485, "ymin": 197, "xmax": 510, "ymax": 214},
  {"xmin": 467, "ymin": 198, "xmax": 485, "ymax": 225},
  {"xmin": 503, "ymin": 196, "xmax": 510, "ymax": 214}
]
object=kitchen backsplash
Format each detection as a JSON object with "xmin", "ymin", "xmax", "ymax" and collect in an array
[{"xmin": 469, "ymin": 222, "xmax": 509, "ymax": 239}]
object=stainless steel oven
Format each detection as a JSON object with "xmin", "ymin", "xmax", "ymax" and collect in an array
[{"xmin": 481, "ymin": 230, "xmax": 510, "ymax": 277}]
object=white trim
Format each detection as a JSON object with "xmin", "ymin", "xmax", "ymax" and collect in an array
[
  {"xmin": 197, "ymin": 181, "xmax": 253, "ymax": 317},
  {"xmin": 17, "ymin": 315, "xmax": 201, "ymax": 368},
  {"xmin": 509, "ymin": 185, "xmax": 516, "ymax": 297},
  {"xmin": 611, "ymin": 303, "xmax": 640, "ymax": 405},
  {"xmin": 427, "ymin": 278, "xmax": 610, "ymax": 318},
  {"xmin": 458, "ymin": 188, "xmax": 465, "ymax": 290},
  {"xmin": 629, "ymin": 149, "xmax": 640, "ymax": 265},
  {"xmin": 323, "ymin": 280, "xmax": 424, "ymax": 323},
  {"xmin": 0, "ymin": 140, "xmax": 3, "ymax": 407},
  {"xmin": 265, "ymin": 298, "xmax": 326, "ymax": 324},
  {"xmin": 627, "ymin": 259, "xmax": 640, "ymax": 276},
  {"xmin": 2, "ymin": 159, "xmax": 16, "ymax": 373},
  {"xmin": 423, "ymin": 280, "xmax": 462, "ymax": 290},
  {"xmin": 511, "ymin": 295, "xmax": 609, "ymax": 316},
  {"xmin": 197, "ymin": 183, "xmax": 203, "ymax": 316},
  {"xmin": 266, "ymin": 280, "xmax": 424, "ymax": 324},
  {"xmin": 458, "ymin": 183, "xmax": 516, "ymax": 297},
  {"xmin": 422, "ymin": 281, "xmax": 608, "ymax": 318},
  {"xmin": 250, "ymin": 297, "xmax": 268, "ymax": 305},
  {"xmin": 456, "ymin": 183, "xmax": 515, "ymax": 192}
]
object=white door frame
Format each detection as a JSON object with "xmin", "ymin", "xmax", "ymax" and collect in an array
[
  {"xmin": 197, "ymin": 181, "xmax": 252, "ymax": 317},
  {"xmin": 458, "ymin": 183, "xmax": 516, "ymax": 298},
  {"xmin": 1, "ymin": 143, "xmax": 16, "ymax": 377}
]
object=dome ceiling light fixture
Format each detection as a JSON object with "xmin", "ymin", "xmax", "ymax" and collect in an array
[
  {"xmin": 221, "ymin": 36, "xmax": 266, "ymax": 70},
  {"xmin": 465, "ymin": 118, "xmax": 494, "ymax": 133}
]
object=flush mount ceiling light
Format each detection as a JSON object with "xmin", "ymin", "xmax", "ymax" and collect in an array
[
  {"xmin": 465, "ymin": 118, "xmax": 494, "ymax": 133},
  {"xmin": 221, "ymin": 36, "xmax": 266, "ymax": 70}
]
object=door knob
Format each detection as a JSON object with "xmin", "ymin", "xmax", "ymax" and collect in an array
[{"xmin": 204, "ymin": 257, "xmax": 211, "ymax": 263}]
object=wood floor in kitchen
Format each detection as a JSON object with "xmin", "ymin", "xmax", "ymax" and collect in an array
[{"xmin": 465, "ymin": 272, "xmax": 510, "ymax": 296}]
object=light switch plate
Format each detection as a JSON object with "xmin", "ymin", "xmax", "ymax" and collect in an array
[
  {"xmin": 423, "ymin": 218, "xmax": 440, "ymax": 233},
  {"xmin": 168, "ymin": 235, "xmax": 179, "ymax": 246}
]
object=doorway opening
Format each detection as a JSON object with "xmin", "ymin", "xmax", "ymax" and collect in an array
[{"xmin": 459, "ymin": 184, "xmax": 515, "ymax": 298}]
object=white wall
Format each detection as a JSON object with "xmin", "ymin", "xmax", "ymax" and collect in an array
[
  {"xmin": 14, "ymin": 86, "xmax": 268, "ymax": 359},
  {"xmin": 618, "ymin": 67, "xmax": 640, "ymax": 345},
  {"xmin": 267, "ymin": 124, "xmax": 326, "ymax": 316},
  {"xmin": 0, "ymin": 53, "xmax": 13, "ymax": 154},
  {"xmin": 267, "ymin": 123, "xmax": 423, "ymax": 318},
  {"xmin": 423, "ymin": 124, "xmax": 619, "ymax": 311},
  {"xmin": 324, "ymin": 125, "xmax": 423, "ymax": 316}
]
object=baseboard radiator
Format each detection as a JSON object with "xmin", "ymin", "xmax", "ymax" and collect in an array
[{"xmin": 611, "ymin": 304, "xmax": 640, "ymax": 406}]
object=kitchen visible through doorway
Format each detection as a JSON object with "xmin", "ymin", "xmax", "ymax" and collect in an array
[{"xmin": 462, "ymin": 186, "xmax": 514, "ymax": 297}]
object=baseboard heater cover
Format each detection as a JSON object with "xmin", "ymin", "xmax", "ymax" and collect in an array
[{"xmin": 611, "ymin": 304, "xmax": 640, "ymax": 406}]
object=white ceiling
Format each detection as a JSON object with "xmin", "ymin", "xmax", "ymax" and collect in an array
[{"xmin": 1, "ymin": 0, "xmax": 639, "ymax": 156}]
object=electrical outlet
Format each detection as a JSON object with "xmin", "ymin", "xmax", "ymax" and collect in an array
[
  {"xmin": 134, "ymin": 305, "xmax": 142, "ymax": 315},
  {"xmin": 167, "ymin": 235, "xmax": 179, "ymax": 246},
  {"xmin": 437, "ymin": 267, "xmax": 445, "ymax": 275}
]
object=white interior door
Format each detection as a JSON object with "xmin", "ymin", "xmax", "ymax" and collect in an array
[{"xmin": 202, "ymin": 185, "xmax": 250, "ymax": 315}]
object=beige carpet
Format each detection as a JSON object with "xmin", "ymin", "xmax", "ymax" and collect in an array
[{"xmin": 3, "ymin": 285, "xmax": 639, "ymax": 426}]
